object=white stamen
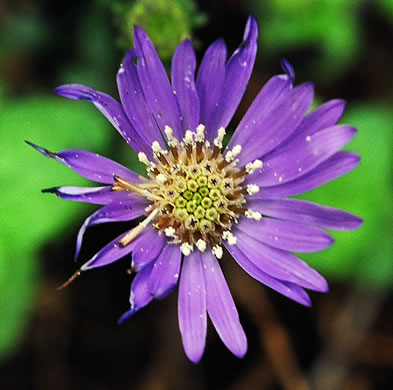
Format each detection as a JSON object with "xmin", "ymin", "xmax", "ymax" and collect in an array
[
  {"xmin": 222, "ymin": 231, "xmax": 237, "ymax": 245},
  {"xmin": 212, "ymin": 245, "xmax": 223, "ymax": 259},
  {"xmin": 214, "ymin": 127, "xmax": 226, "ymax": 148},
  {"xmin": 196, "ymin": 239, "xmax": 207, "ymax": 252},
  {"xmin": 184, "ymin": 130, "xmax": 194, "ymax": 145},
  {"xmin": 225, "ymin": 145, "xmax": 242, "ymax": 162},
  {"xmin": 247, "ymin": 184, "xmax": 260, "ymax": 195},
  {"xmin": 245, "ymin": 159, "xmax": 263, "ymax": 174},
  {"xmin": 245, "ymin": 209, "xmax": 262, "ymax": 221},
  {"xmin": 195, "ymin": 124, "xmax": 205, "ymax": 142},
  {"xmin": 152, "ymin": 141, "xmax": 162, "ymax": 154},
  {"xmin": 181, "ymin": 242, "xmax": 193, "ymax": 256},
  {"xmin": 138, "ymin": 152, "xmax": 150, "ymax": 165},
  {"xmin": 164, "ymin": 227, "xmax": 176, "ymax": 237},
  {"xmin": 145, "ymin": 205, "xmax": 153, "ymax": 212},
  {"xmin": 165, "ymin": 125, "xmax": 178, "ymax": 146},
  {"xmin": 156, "ymin": 173, "xmax": 167, "ymax": 184}
]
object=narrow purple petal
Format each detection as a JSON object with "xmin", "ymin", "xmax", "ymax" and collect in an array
[
  {"xmin": 233, "ymin": 228, "xmax": 329, "ymax": 292},
  {"xmin": 196, "ymin": 39, "xmax": 227, "ymax": 140},
  {"xmin": 227, "ymin": 72, "xmax": 293, "ymax": 161},
  {"xmin": 248, "ymin": 198, "xmax": 363, "ymax": 231},
  {"xmin": 148, "ymin": 244, "xmax": 182, "ymax": 298},
  {"xmin": 202, "ymin": 251, "xmax": 247, "ymax": 358},
  {"xmin": 55, "ymin": 84, "xmax": 149, "ymax": 154},
  {"xmin": 257, "ymin": 151, "xmax": 360, "ymax": 199},
  {"xmin": 280, "ymin": 59, "xmax": 295, "ymax": 81},
  {"xmin": 75, "ymin": 199, "xmax": 147, "ymax": 260},
  {"xmin": 171, "ymin": 40, "xmax": 200, "ymax": 134},
  {"xmin": 133, "ymin": 26, "xmax": 182, "ymax": 139},
  {"xmin": 117, "ymin": 50, "xmax": 165, "ymax": 150},
  {"xmin": 225, "ymin": 244, "xmax": 312, "ymax": 306},
  {"xmin": 234, "ymin": 83, "xmax": 314, "ymax": 166},
  {"xmin": 26, "ymin": 141, "xmax": 141, "ymax": 184},
  {"xmin": 118, "ymin": 262, "xmax": 155, "ymax": 324},
  {"xmin": 132, "ymin": 226, "xmax": 166, "ymax": 271},
  {"xmin": 178, "ymin": 251, "xmax": 207, "ymax": 364},
  {"xmin": 210, "ymin": 16, "xmax": 258, "ymax": 132},
  {"xmin": 41, "ymin": 185, "xmax": 139, "ymax": 205},
  {"xmin": 252, "ymin": 125, "xmax": 356, "ymax": 186},
  {"xmin": 237, "ymin": 217, "xmax": 333, "ymax": 253}
]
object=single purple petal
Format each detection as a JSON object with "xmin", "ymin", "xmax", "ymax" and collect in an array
[
  {"xmin": 75, "ymin": 199, "xmax": 148, "ymax": 260},
  {"xmin": 234, "ymin": 83, "xmax": 314, "ymax": 166},
  {"xmin": 210, "ymin": 16, "xmax": 258, "ymax": 132},
  {"xmin": 251, "ymin": 125, "xmax": 356, "ymax": 186},
  {"xmin": 41, "ymin": 185, "xmax": 139, "ymax": 205},
  {"xmin": 171, "ymin": 39, "xmax": 200, "ymax": 134},
  {"xmin": 55, "ymin": 84, "xmax": 149, "ymax": 154},
  {"xmin": 233, "ymin": 228, "xmax": 328, "ymax": 292},
  {"xmin": 280, "ymin": 59, "xmax": 295, "ymax": 81},
  {"xmin": 118, "ymin": 262, "xmax": 155, "ymax": 324},
  {"xmin": 248, "ymin": 198, "xmax": 363, "ymax": 231},
  {"xmin": 225, "ymin": 244, "xmax": 311, "ymax": 306},
  {"xmin": 196, "ymin": 39, "xmax": 227, "ymax": 140},
  {"xmin": 237, "ymin": 217, "xmax": 333, "ymax": 253},
  {"xmin": 132, "ymin": 226, "xmax": 166, "ymax": 271},
  {"xmin": 257, "ymin": 151, "xmax": 360, "ymax": 199},
  {"xmin": 178, "ymin": 251, "xmax": 207, "ymax": 364},
  {"xmin": 133, "ymin": 26, "xmax": 182, "ymax": 139},
  {"xmin": 26, "ymin": 141, "xmax": 141, "ymax": 184},
  {"xmin": 202, "ymin": 251, "xmax": 247, "ymax": 358},
  {"xmin": 148, "ymin": 244, "xmax": 182, "ymax": 298},
  {"xmin": 117, "ymin": 50, "xmax": 165, "ymax": 150},
  {"xmin": 227, "ymin": 71, "xmax": 293, "ymax": 161}
]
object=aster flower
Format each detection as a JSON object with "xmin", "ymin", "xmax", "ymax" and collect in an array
[{"xmin": 28, "ymin": 16, "xmax": 362, "ymax": 363}]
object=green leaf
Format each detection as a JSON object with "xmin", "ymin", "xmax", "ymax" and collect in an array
[
  {"xmin": 0, "ymin": 96, "xmax": 112, "ymax": 359},
  {"xmin": 298, "ymin": 104, "xmax": 393, "ymax": 290}
]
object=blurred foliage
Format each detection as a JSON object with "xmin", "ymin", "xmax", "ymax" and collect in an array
[
  {"xmin": 0, "ymin": 97, "xmax": 112, "ymax": 360},
  {"xmin": 113, "ymin": 0, "xmax": 206, "ymax": 61},
  {"xmin": 254, "ymin": 0, "xmax": 364, "ymax": 81},
  {"xmin": 299, "ymin": 104, "xmax": 393, "ymax": 290}
]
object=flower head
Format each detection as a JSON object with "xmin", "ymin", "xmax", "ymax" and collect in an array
[{"xmin": 29, "ymin": 16, "xmax": 362, "ymax": 363}]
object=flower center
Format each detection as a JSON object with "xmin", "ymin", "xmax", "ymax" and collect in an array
[{"xmin": 112, "ymin": 125, "xmax": 262, "ymax": 258}]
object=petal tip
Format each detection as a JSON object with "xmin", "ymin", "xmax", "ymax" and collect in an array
[{"xmin": 281, "ymin": 58, "xmax": 295, "ymax": 81}]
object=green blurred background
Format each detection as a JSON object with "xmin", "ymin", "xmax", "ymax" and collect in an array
[{"xmin": 0, "ymin": 0, "xmax": 392, "ymax": 389}]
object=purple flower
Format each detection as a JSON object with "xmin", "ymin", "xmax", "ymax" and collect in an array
[{"xmin": 29, "ymin": 16, "xmax": 362, "ymax": 363}]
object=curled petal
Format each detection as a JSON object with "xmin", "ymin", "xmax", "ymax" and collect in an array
[
  {"xmin": 55, "ymin": 84, "xmax": 149, "ymax": 154},
  {"xmin": 202, "ymin": 251, "xmax": 247, "ymax": 358},
  {"xmin": 26, "ymin": 141, "xmax": 140, "ymax": 184}
]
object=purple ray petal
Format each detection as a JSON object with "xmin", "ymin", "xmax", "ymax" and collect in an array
[
  {"xmin": 237, "ymin": 217, "xmax": 333, "ymax": 253},
  {"xmin": 132, "ymin": 226, "xmax": 166, "ymax": 271},
  {"xmin": 117, "ymin": 50, "xmax": 165, "ymax": 150},
  {"xmin": 26, "ymin": 141, "xmax": 141, "ymax": 184},
  {"xmin": 210, "ymin": 16, "xmax": 258, "ymax": 132},
  {"xmin": 227, "ymin": 71, "xmax": 294, "ymax": 161},
  {"xmin": 202, "ymin": 251, "xmax": 247, "ymax": 358},
  {"xmin": 248, "ymin": 198, "xmax": 363, "ymax": 231},
  {"xmin": 252, "ymin": 125, "xmax": 356, "ymax": 186},
  {"xmin": 257, "ymin": 151, "xmax": 360, "ymax": 199},
  {"xmin": 196, "ymin": 39, "xmax": 227, "ymax": 140},
  {"xmin": 41, "ymin": 185, "xmax": 139, "ymax": 205},
  {"xmin": 75, "ymin": 199, "xmax": 147, "ymax": 260},
  {"xmin": 233, "ymin": 228, "xmax": 328, "ymax": 292},
  {"xmin": 55, "ymin": 84, "xmax": 149, "ymax": 154},
  {"xmin": 118, "ymin": 262, "xmax": 155, "ymax": 324},
  {"xmin": 234, "ymin": 83, "xmax": 314, "ymax": 166},
  {"xmin": 178, "ymin": 251, "xmax": 207, "ymax": 364},
  {"xmin": 171, "ymin": 39, "xmax": 200, "ymax": 134},
  {"xmin": 225, "ymin": 244, "xmax": 312, "ymax": 306},
  {"xmin": 133, "ymin": 26, "xmax": 182, "ymax": 139},
  {"xmin": 148, "ymin": 244, "xmax": 182, "ymax": 298}
]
